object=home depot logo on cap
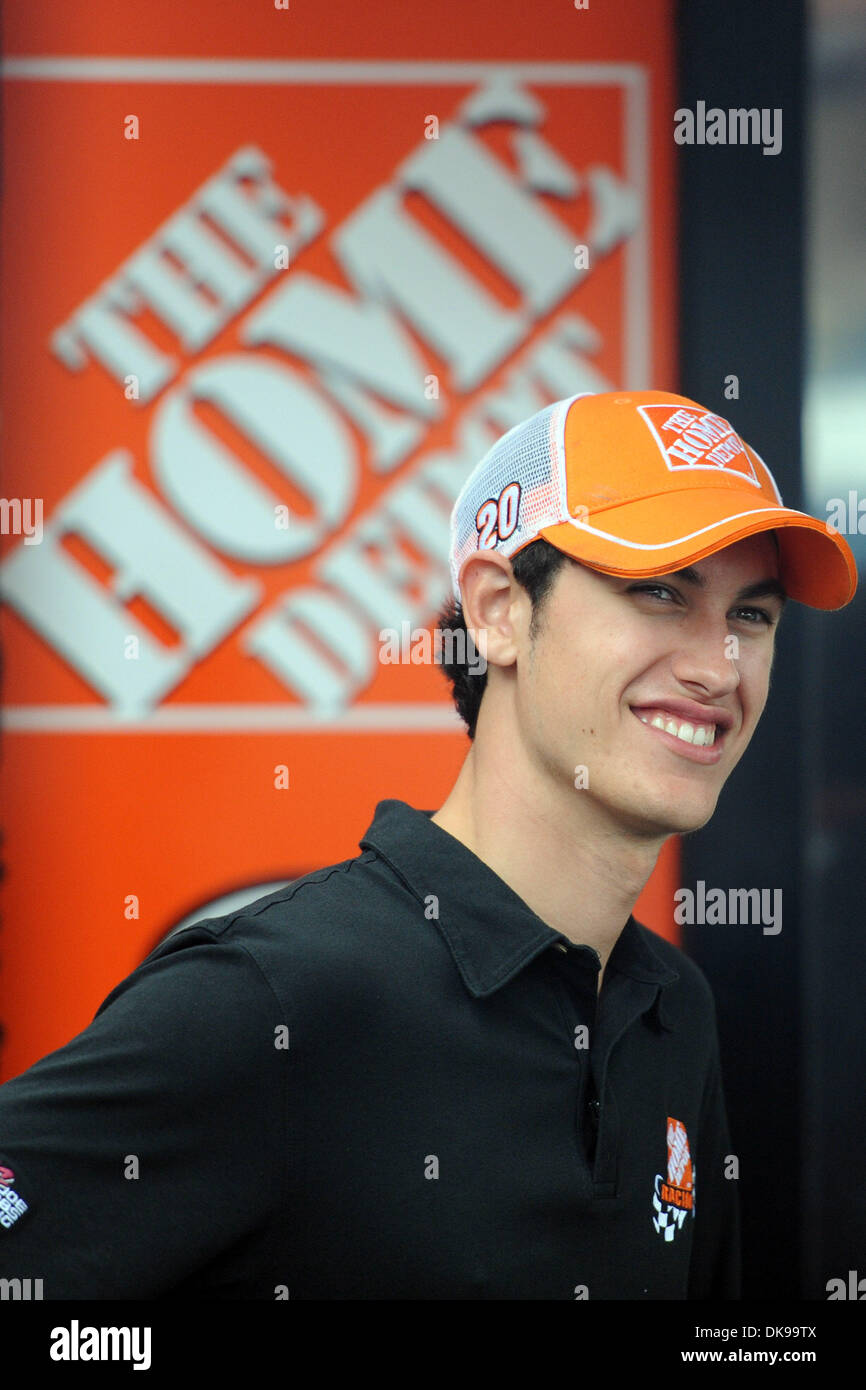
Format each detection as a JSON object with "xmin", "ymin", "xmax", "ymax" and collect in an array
[
  {"xmin": 637, "ymin": 401, "xmax": 758, "ymax": 482},
  {"xmin": 449, "ymin": 390, "xmax": 858, "ymax": 611}
]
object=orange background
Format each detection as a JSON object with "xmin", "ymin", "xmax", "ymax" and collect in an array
[{"xmin": 0, "ymin": 0, "xmax": 678, "ymax": 1081}]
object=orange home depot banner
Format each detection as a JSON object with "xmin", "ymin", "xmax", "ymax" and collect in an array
[{"xmin": 0, "ymin": 0, "xmax": 678, "ymax": 1081}]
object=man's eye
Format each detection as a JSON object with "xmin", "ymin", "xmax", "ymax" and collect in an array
[
  {"xmin": 733, "ymin": 606, "xmax": 774, "ymax": 626},
  {"xmin": 629, "ymin": 583, "xmax": 676, "ymax": 602},
  {"xmin": 628, "ymin": 586, "xmax": 776, "ymax": 628}
]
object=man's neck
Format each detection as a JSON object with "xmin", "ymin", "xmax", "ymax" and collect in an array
[{"xmin": 430, "ymin": 742, "xmax": 668, "ymax": 989}]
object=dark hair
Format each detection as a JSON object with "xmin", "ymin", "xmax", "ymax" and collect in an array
[{"xmin": 436, "ymin": 538, "xmax": 571, "ymax": 740}]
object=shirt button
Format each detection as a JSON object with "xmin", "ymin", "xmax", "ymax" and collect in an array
[{"xmin": 554, "ymin": 942, "xmax": 568, "ymax": 953}]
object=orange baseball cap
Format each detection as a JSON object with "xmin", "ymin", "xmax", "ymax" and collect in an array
[{"xmin": 449, "ymin": 390, "xmax": 857, "ymax": 610}]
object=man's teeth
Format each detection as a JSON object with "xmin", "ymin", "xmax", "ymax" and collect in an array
[{"xmin": 636, "ymin": 711, "xmax": 716, "ymax": 746}]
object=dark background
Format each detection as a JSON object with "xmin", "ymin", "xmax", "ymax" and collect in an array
[{"xmin": 677, "ymin": 0, "xmax": 866, "ymax": 1300}]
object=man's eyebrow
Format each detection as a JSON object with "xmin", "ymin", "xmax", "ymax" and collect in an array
[
  {"xmin": 671, "ymin": 566, "xmax": 788, "ymax": 607},
  {"xmin": 736, "ymin": 578, "xmax": 788, "ymax": 607}
]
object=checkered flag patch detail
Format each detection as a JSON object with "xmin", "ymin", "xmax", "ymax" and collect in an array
[{"xmin": 652, "ymin": 1174, "xmax": 688, "ymax": 1242}]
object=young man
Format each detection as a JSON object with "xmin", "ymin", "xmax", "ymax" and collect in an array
[{"xmin": 0, "ymin": 391, "xmax": 856, "ymax": 1301}]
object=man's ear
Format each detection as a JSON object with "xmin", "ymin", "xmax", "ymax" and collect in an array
[{"xmin": 458, "ymin": 552, "xmax": 529, "ymax": 671}]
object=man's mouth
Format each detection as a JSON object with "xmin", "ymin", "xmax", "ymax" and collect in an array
[{"xmin": 633, "ymin": 708, "xmax": 717, "ymax": 747}]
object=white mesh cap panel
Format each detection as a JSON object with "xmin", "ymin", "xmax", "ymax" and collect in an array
[{"xmin": 449, "ymin": 396, "xmax": 579, "ymax": 601}]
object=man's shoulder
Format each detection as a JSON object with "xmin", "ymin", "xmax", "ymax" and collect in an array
[
  {"xmin": 200, "ymin": 843, "xmax": 392, "ymax": 929},
  {"xmin": 142, "ymin": 844, "xmax": 415, "ymax": 1010},
  {"xmin": 190, "ymin": 851, "xmax": 377, "ymax": 937}
]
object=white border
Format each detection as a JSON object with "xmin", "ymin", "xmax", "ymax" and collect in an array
[
  {"xmin": 2, "ymin": 704, "xmax": 466, "ymax": 733},
  {"xmin": 1, "ymin": 58, "xmax": 644, "ymax": 84},
  {"xmin": 1, "ymin": 58, "xmax": 651, "ymax": 733}
]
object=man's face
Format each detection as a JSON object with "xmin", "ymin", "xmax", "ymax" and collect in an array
[{"xmin": 515, "ymin": 533, "xmax": 785, "ymax": 839}]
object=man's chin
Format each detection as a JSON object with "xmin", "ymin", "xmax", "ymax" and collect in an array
[
  {"xmin": 617, "ymin": 795, "xmax": 719, "ymax": 841},
  {"xmin": 657, "ymin": 801, "xmax": 718, "ymax": 838}
]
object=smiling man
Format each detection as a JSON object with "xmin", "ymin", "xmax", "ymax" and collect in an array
[
  {"xmin": 433, "ymin": 531, "xmax": 786, "ymax": 992},
  {"xmin": 429, "ymin": 389, "xmax": 856, "ymax": 1291},
  {"xmin": 0, "ymin": 391, "xmax": 856, "ymax": 1302}
]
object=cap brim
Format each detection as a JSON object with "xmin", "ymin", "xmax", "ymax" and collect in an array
[{"xmin": 538, "ymin": 488, "xmax": 857, "ymax": 610}]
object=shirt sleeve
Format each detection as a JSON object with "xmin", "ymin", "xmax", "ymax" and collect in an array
[
  {"xmin": 687, "ymin": 1014, "xmax": 742, "ymax": 1300},
  {"xmin": 0, "ymin": 925, "xmax": 288, "ymax": 1299}
]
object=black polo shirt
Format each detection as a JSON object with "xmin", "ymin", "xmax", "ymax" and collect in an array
[{"xmin": 0, "ymin": 798, "xmax": 739, "ymax": 1300}]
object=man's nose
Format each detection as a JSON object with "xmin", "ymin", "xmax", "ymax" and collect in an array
[{"xmin": 669, "ymin": 618, "xmax": 741, "ymax": 696}]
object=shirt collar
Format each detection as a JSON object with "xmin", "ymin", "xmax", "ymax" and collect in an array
[{"xmin": 359, "ymin": 799, "xmax": 679, "ymax": 1004}]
